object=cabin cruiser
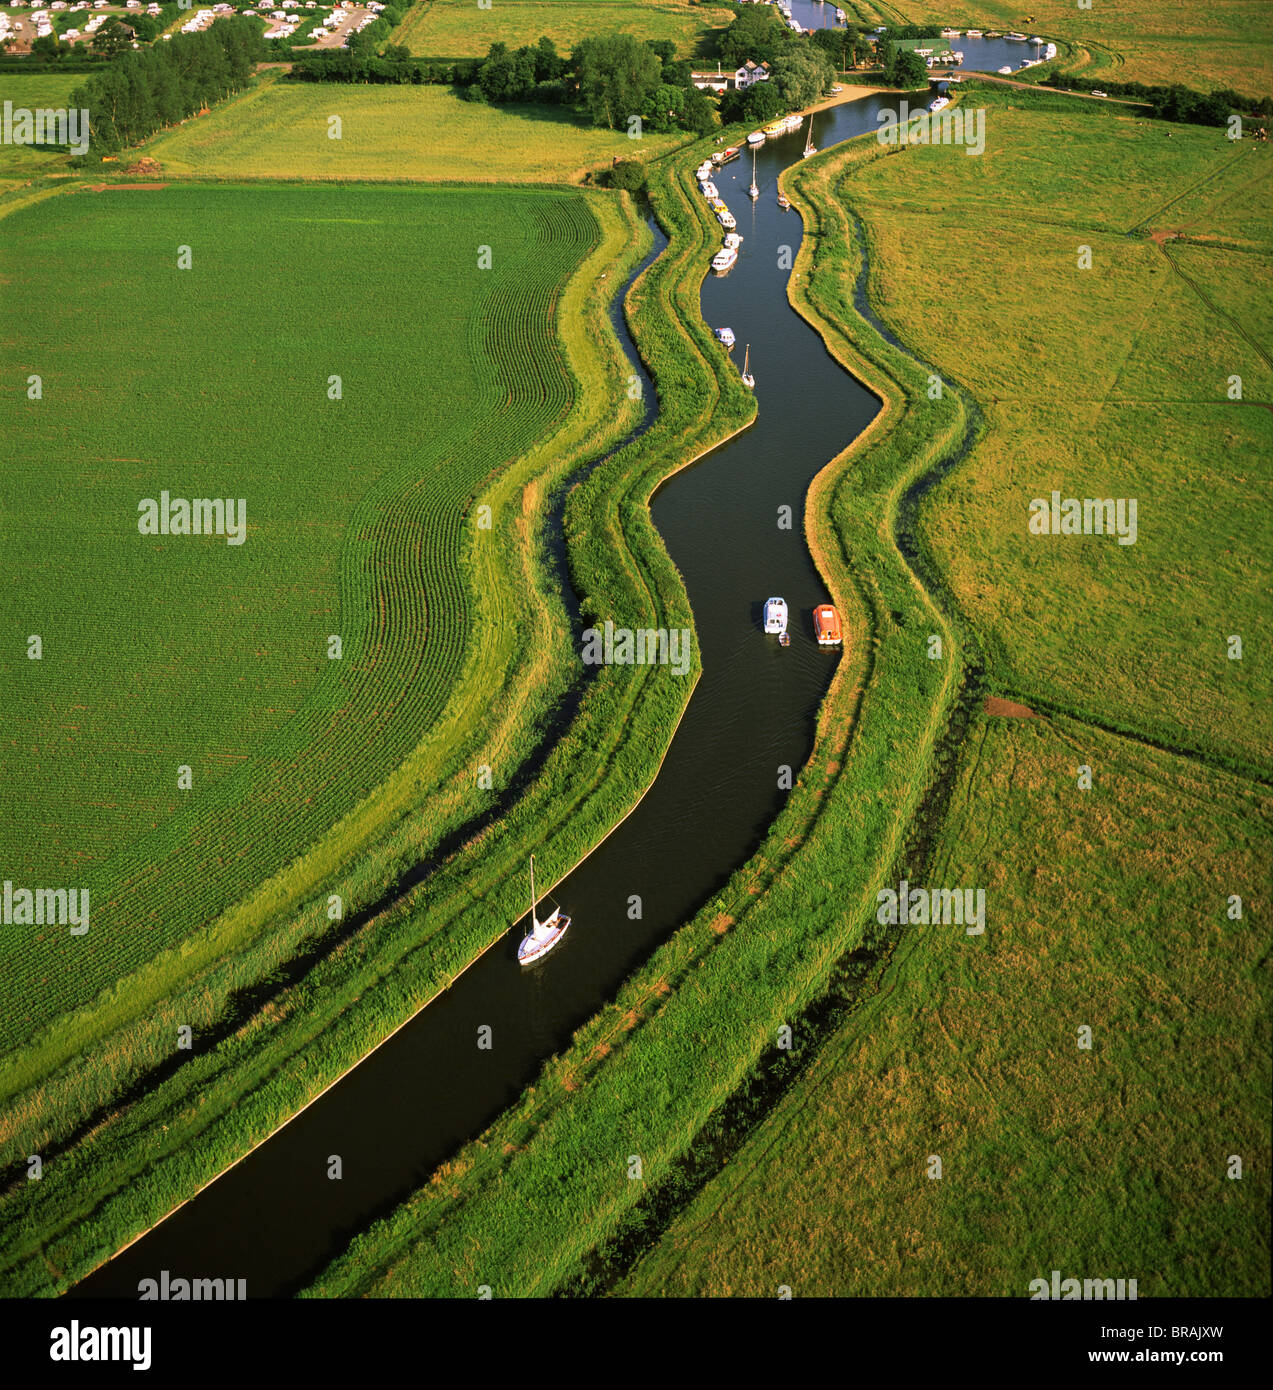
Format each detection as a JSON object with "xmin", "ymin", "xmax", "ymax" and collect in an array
[
  {"xmin": 813, "ymin": 604, "xmax": 843, "ymax": 646},
  {"xmin": 763, "ymin": 597, "xmax": 788, "ymax": 635},
  {"xmin": 712, "ymin": 245, "xmax": 738, "ymax": 273},
  {"xmin": 715, "ymin": 326, "xmax": 736, "ymax": 348},
  {"xmin": 700, "ymin": 180, "xmax": 719, "ymax": 200},
  {"xmin": 747, "ymin": 130, "xmax": 766, "ymax": 147},
  {"xmin": 718, "ymin": 209, "xmax": 737, "ymax": 229},
  {"xmin": 723, "ymin": 231, "xmax": 743, "ymax": 249}
]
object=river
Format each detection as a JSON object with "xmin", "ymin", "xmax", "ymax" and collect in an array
[{"xmin": 74, "ymin": 88, "xmax": 913, "ymax": 1298}]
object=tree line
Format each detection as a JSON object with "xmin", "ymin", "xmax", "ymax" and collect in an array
[{"xmin": 69, "ymin": 17, "xmax": 262, "ymax": 153}]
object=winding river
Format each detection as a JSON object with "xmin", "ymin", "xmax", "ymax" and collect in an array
[{"xmin": 75, "ymin": 89, "xmax": 913, "ymax": 1298}]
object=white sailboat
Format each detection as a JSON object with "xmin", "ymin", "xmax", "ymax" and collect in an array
[
  {"xmin": 802, "ymin": 114, "xmax": 817, "ymax": 158},
  {"xmin": 740, "ymin": 342, "xmax": 755, "ymax": 390},
  {"xmin": 517, "ymin": 853, "xmax": 570, "ymax": 966},
  {"xmin": 748, "ymin": 145, "xmax": 760, "ymax": 200}
]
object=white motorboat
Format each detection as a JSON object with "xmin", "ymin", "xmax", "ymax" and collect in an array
[
  {"xmin": 764, "ymin": 596, "xmax": 788, "ymax": 635},
  {"xmin": 723, "ymin": 231, "xmax": 743, "ymax": 249},
  {"xmin": 517, "ymin": 854, "xmax": 570, "ymax": 966},
  {"xmin": 718, "ymin": 208, "xmax": 737, "ymax": 229},
  {"xmin": 712, "ymin": 245, "xmax": 738, "ymax": 273},
  {"xmin": 700, "ymin": 180, "xmax": 719, "ymax": 200},
  {"xmin": 747, "ymin": 130, "xmax": 766, "ymax": 147},
  {"xmin": 715, "ymin": 326, "xmax": 736, "ymax": 348}
]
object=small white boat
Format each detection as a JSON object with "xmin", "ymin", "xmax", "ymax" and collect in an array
[
  {"xmin": 929, "ymin": 96, "xmax": 949, "ymax": 112},
  {"xmin": 783, "ymin": 113, "xmax": 804, "ymax": 133},
  {"xmin": 696, "ymin": 161, "xmax": 713, "ymax": 180},
  {"xmin": 1005, "ymin": 32, "xmax": 1028, "ymax": 41},
  {"xmin": 723, "ymin": 231, "xmax": 743, "ymax": 249},
  {"xmin": 740, "ymin": 342, "xmax": 755, "ymax": 390},
  {"xmin": 700, "ymin": 180, "xmax": 719, "ymax": 200},
  {"xmin": 997, "ymin": 65, "xmax": 1012, "ymax": 74},
  {"xmin": 718, "ymin": 209, "xmax": 737, "ymax": 229},
  {"xmin": 1029, "ymin": 36, "xmax": 1043, "ymax": 44},
  {"xmin": 764, "ymin": 596, "xmax": 788, "ymax": 635},
  {"xmin": 777, "ymin": 193, "xmax": 791, "ymax": 210},
  {"xmin": 518, "ymin": 854, "xmax": 570, "ymax": 966},
  {"xmin": 966, "ymin": 29, "xmax": 982, "ymax": 37},
  {"xmin": 715, "ymin": 326, "xmax": 736, "ymax": 348},
  {"xmin": 747, "ymin": 130, "xmax": 766, "ymax": 147},
  {"xmin": 712, "ymin": 245, "xmax": 738, "ymax": 273}
]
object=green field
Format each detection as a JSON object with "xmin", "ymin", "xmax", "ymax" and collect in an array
[
  {"xmin": 853, "ymin": 92, "xmax": 1272, "ymax": 774},
  {"xmin": 137, "ymin": 76, "xmax": 690, "ymax": 182},
  {"xmin": 0, "ymin": 180, "xmax": 598, "ymax": 1052},
  {"xmin": 857, "ymin": 0, "xmax": 1273, "ymax": 94},
  {"xmin": 393, "ymin": 0, "xmax": 733, "ymax": 60},
  {"xmin": 621, "ymin": 714, "xmax": 1272, "ymax": 1296}
]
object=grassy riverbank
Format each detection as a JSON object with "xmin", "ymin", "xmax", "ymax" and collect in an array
[{"xmin": 301, "ymin": 125, "xmax": 976, "ymax": 1297}]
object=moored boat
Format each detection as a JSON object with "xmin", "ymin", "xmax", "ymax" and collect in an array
[
  {"xmin": 717, "ymin": 208, "xmax": 736, "ymax": 229},
  {"xmin": 723, "ymin": 231, "xmax": 743, "ymax": 249},
  {"xmin": 715, "ymin": 326, "xmax": 735, "ymax": 349},
  {"xmin": 740, "ymin": 342, "xmax": 755, "ymax": 390},
  {"xmin": 777, "ymin": 193, "xmax": 791, "ymax": 210},
  {"xmin": 711, "ymin": 245, "xmax": 738, "ymax": 273},
  {"xmin": 813, "ymin": 603, "xmax": 842, "ymax": 646},
  {"xmin": 712, "ymin": 145, "xmax": 741, "ymax": 166},
  {"xmin": 802, "ymin": 114, "xmax": 816, "ymax": 158},
  {"xmin": 747, "ymin": 130, "xmax": 766, "ymax": 147}
]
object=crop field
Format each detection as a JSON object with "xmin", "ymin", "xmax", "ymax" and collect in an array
[
  {"xmin": 620, "ymin": 714, "xmax": 1272, "ymax": 1296},
  {"xmin": 860, "ymin": 0, "xmax": 1273, "ymax": 94},
  {"xmin": 849, "ymin": 93, "xmax": 1272, "ymax": 774},
  {"xmin": 0, "ymin": 74, "xmax": 83, "ymax": 178},
  {"xmin": 392, "ymin": 0, "xmax": 733, "ymax": 60},
  {"xmin": 0, "ymin": 180, "xmax": 598, "ymax": 1055},
  {"xmin": 136, "ymin": 77, "xmax": 689, "ymax": 183}
]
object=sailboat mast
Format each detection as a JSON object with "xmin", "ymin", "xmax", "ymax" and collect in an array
[{"xmin": 530, "ymin": 853, "xmax": 539, "ymax": 930}]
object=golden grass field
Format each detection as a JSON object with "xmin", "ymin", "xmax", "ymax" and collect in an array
[
  {"xmin": 392, "ymin": 0, "xmax": 733, "ymax": 61},
  {"xmin": 133, "ymin": 75, "xmax": 690, "ymax": 181}
]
